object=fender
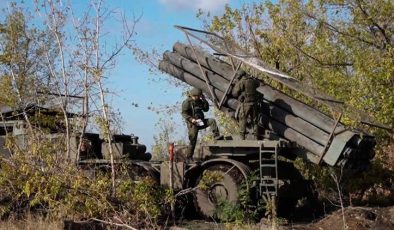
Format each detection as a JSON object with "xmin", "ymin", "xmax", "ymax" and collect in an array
[
  {"xmin": 201, "ymin": 158, "xmax": 251, "ymax": 184},
  {"xmin": 185, "ymin": 158, "xmax": 251, "ymax": 190}
]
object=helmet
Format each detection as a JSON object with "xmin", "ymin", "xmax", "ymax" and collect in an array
[{"xmin": 190, "ymin": 87, "xmax": 202, "ymax": 96}]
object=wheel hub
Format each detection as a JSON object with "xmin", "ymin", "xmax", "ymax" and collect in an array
[{"xmin": 208, "ymin": 183, "xmax": 229, "ymax": 204}]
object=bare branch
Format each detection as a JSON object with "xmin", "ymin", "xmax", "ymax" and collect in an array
[
  {"xmin": 354, "ymin": 0, "xmax": 392, "ymax": 47},
  {"xmin": 304, "ymin": 11, "xmax": 381, "ymax": 49},
  {"xmin": 82, "ymin": 218, "xmax": 138, "ymax": 230},
  {"xmin": 288, "ymin": 41, "xmax": 353, "ymax": 68},
  {"xmin": 100, "ymin": 11, "xmax": 142, "ymax": 69}
]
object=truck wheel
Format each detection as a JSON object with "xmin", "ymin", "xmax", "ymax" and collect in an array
[{"xmin": 194, "ymin": 163, "xmax": 249, "ymax": 218}]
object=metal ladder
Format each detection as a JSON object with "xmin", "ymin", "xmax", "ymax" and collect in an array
[{"xmin": 259, "ymin": 144, "xmax": 278, "ymax": 197}]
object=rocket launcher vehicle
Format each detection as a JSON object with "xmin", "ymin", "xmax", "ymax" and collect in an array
[{"xmin": 159, "ymin": 39, "xmax": 377, "ymax": 170}]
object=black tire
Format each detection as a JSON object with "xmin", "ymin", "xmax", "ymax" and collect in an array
[{"xmin": 194, "ymin": 163, "xmax": 249, "ymax": 218}]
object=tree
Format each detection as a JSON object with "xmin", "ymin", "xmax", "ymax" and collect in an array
[
  {"xmin": 31, "ymin": 0, "xmax": 140, "ymax": 194},
  {"xmin": 199, "ymin": 0, "xmax": 393, "ymax": 158},
  {"xmin": 0, "ymin": 1, "xmax": 168, "ymax": 228},
  {"xmin": 0, "ymin": 8, "xmax": 55, "ymax": 134}
]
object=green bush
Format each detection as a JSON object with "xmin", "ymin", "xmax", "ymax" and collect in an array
[
  {"xmin": 0, "ymin": 136, "xmax": 166, "ymax": 227},
  {"xmin": 215, "ymin": 199, "xmax": 245, "ymax": 223}
]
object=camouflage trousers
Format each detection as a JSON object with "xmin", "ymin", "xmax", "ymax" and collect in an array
[
  {"xmin": 238, "ymin": 102, "xmax": 258, "ymax": 139},
  {"xmin": 186, "ymin": 118, "xmax": 219, "ymax": 158}
]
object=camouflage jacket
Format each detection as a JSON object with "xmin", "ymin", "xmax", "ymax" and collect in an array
[
  {"xmin": 232, "ymin": 76, "xmax": 260, "ymax": 103},
  {"xmin": 181, "ymin": 97, "xmax": 209, "ymax": 123}
]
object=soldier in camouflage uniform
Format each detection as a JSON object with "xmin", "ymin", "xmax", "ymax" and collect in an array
[
  {"xmin": 182, "ymin": 88, "xmax": 223, "ymax": 160},
  {"xmin": 232, "ymin": 70, "xmax": 260, "ymax": 140}
]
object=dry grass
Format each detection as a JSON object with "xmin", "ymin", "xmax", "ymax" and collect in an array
[
  {"xmin": 0, "ymin": 218, "xmax": 62, "ymax": 230},
  {"xmin": 382, "ymin": 136, "xmax": 394, "ymax": 170}
]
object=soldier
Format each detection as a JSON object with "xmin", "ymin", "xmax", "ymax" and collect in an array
[
  {"xmin": 182, "ymin": 87, "xmax": 223, "ymax": 161},
  {"xmin": 232, "ymin": 70, "xmax": 260, "ymax": 140}
]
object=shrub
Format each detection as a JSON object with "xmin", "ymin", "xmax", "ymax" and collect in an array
[{"xmin": 0, "ymin": 136, "xmax": 166, "ymax": 228}]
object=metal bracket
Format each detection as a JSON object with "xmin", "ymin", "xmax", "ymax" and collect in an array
[
  {"xmin": 318, "ymin": 111, "xmax": 343, "ymax": 165},
  {"xmin": 173, "ymin": 25, "xmax": 389, "ymax": 130},
  {"xmin": 218, "ymin": 62, "xmax": 242, "ymax": 109},
  {"xmin": 178, "ymin": 27, "xmax": 219, "ymax": 107}
]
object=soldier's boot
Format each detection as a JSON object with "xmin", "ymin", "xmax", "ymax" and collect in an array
[
  {"xmin": 186, "ymin": 157, "xmax": 193, "ymax": 164},
  {"xmin": 185, "ymin": 146, "xmax": 194, "ymax": 163},
  {"xmin": 185, "ymin": 155, "xmax": 194, "ymax": 163},
  {"xmin": 206, "ymin": 118, "xmax": 223, "ymax": 140},
  {"xmin": 213, "ymin": 131, "xmax": 224, "ymax": 140},
  {"xmin": 260, "ymin": 129, "xmax": 268, "ymax": 139},
  {"xmin": 239, "ymin": 131, "xmax": 246, "ymax": 140}
]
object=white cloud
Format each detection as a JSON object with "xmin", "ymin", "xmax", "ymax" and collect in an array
[{"xmin": 159, "ymin": 0, "xmax": 229, "ymax": 12}]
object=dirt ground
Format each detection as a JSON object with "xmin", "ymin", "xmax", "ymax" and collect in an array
[
  {"xmin": 171, "ymin": 206, "xmax": 394, "ymax": 230},
  {"xmin": 289, "ymin": 206, "xmax": 394, "ymax": 230},
  {"xmin": 1, "ymin": 206, "xmax": 393, "ymax": 229}
]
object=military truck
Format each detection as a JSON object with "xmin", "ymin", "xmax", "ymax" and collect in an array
[
  {"xmin": 0, "ymin": 104, "xmax": 161, "ymax": 186},
  {"xmin": 156, "ymin": 26, "xmax": 383, "ymax": 218},
  {"xmin": 0, "ymin": 26, "xmax": 386, "ymax": 219}
]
